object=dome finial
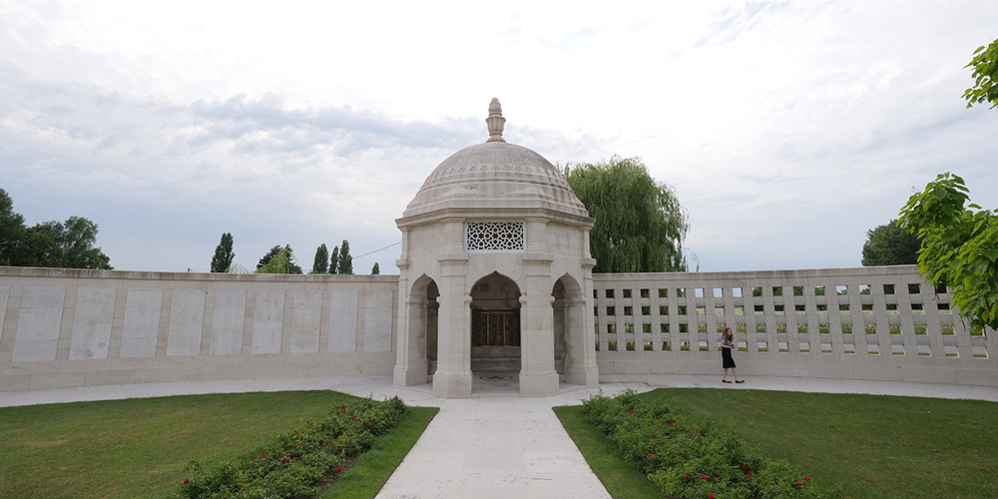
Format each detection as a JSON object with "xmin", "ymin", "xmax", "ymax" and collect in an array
[{"xmin": 486, "ymin": 98, "xmax": 506, "ymax": 143}]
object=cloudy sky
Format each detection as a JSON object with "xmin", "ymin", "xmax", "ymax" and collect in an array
[{"xmin": 2, "ymin": 0, "xmax": 996, "ymax": 274}]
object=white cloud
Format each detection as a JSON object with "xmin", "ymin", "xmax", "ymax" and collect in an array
[{"xmin": 1, "ymin": 0, "xmax": 996, "ymax": 273}]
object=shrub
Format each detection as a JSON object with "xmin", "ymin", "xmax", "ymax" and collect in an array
[
  {"xmin": 175, "ymin": 396, "xmax": 407, "ymax": 499},
  {"xmin": 581, "ymin": 390, "xmax": 841, "ymax": 498}
]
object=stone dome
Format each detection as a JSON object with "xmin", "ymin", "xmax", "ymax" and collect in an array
[{"xmin": 399, "ymin": 101, "xmax": 591, "ymax": 223}]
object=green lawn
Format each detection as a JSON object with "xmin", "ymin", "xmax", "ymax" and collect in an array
[
  {"xmin": 557, "ymin": 389, "xmax": 998, "ymax": 499},
  {"xmin": 0, "ymin": 391, "xmax": 437, "ymax": 499}
]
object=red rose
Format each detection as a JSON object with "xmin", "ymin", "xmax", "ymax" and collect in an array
[
  {"xmin": 262, "ymin": 455, "xmax": 267, "ymax": 459},
  {"xmin": 702, "ymin": 475, "xmax": 707, "ymax": 481},
  {"xmin": 805, "ymin": 477, "xmax": 810, "ymax": 482},
  {"xmin": 652, "ymin": 435, "xmax": 657, "ymax": 438},
  {"xmin": 285, "ymin": 458, "xmax": 290, "ymax": 462},
  {"xmin": 709, "ymin": 495, "xmax": 715, "ymax": 499},
  {"xmin": 183, "ymin": 479, "xmax": 189, "ymax": 484},
  {"xmin": 337, "ymin": 467, "xmax": 343, "ymax": 473}
]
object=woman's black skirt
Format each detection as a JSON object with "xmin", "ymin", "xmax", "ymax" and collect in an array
[{"xmin": 722, "ymin": 348, "xmax": 736, "ymax": 368}]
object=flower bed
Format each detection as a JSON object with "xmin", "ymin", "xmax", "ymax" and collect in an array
[
  {"xmin": 581, "ymin": 390, "xmax": 842, "ymax": 499},
  {"xmin": 174, "ymin": 395, "xmax": 407, "ymax": 499}
]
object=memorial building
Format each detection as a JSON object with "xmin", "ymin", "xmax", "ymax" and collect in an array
[{"xmin": 392, "ymin": 99, "xmax": 600, "ymax": 397}]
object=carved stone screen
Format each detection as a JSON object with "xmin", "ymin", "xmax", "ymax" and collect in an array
[{"xmin": 465, "ymin": 221, "xmax": 525, "ymax": 252}]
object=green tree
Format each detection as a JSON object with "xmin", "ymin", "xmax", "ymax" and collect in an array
[
  {"xmin": 898, "ymin": 173, "xmax": 998, "ymax": 333},
  {"xmin": 861, "ymin": 220, "xmax": 920, "ymax": 266},
  {"xmin": 371, "ymin": 262, "xmax": 380, "ymax": 274},
  {"xmin": 311, "ymin": 244, "xmax": 329, "ymax": 274},
  {"xmin": 963, "ymin": 38, "xmax": 998, "ymax": 110},
  {"xmin": 19, "ymin": 217, "xmax": 112, "ymax": 269},
  {"xmin": 0, "ymin": 189, "xmax": 26, "ymax": 265},
  {"xmin": 338, "ymin": 240, "xmax": 353, "ymax": 275},
  {"xmin": 256, "ymin": 245, "xmax": 302, "ymax": 274},
  {"xmin": 564, "ymin": 156, "xmax": 690, "ymax": 273},
  {"xmin": 210, "ymin": 233, "xmax": 235, "ymax": 273},
  {"xmin": 255, "ymin": 248, "xmax": 293, "ymax": 274},
  {"xmin": 0, "ymin": 189, "xmax": 112, "ymax": 269},
  {"xmin": 329, "ymin": 246, "xmax": 339, "ymax": 274}
]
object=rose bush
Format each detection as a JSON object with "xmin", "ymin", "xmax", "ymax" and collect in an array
[
  {"xmin": 175, "ymin": 396, "xmax": 407, "ymax": 499},
  {"xmin": 582, "ymin": 390, "xmax": 841, "ymax": 499}
]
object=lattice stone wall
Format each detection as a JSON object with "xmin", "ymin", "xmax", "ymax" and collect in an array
[
  {"xmin": 593, "ymin": 266, "xmax": 996, "ymax": 385},
  {"xmin": 465, "ymin": 221, "xmax": 525, "ymax": 252}
]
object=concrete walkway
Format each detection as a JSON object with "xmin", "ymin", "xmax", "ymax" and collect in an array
[{"xmin": 2, "ymin": 375, "xmax": 997, "ymax": 499}]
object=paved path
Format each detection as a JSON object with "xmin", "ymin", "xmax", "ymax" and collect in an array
[{"xmin": 2, "ymin": 375, "xmax": 996, "ymax": 499}]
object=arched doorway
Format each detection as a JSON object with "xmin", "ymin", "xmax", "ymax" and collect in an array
[
  {"xmin": 469, "ymin": 272, "xmax": 521, "ymax": 374},
  {"xmin": 394, "ymin": 275, "xmax": 438, "ymax": 386},
  {"xmin": 552, "ymin": 279, "xmax": 568, "ymax": 379},
  {"xmin": 553, "ymin": 274, "xmax": 588, "ymax": 385},
  {"xmin": 425, "ymin": 281, "xmax": 439, "ymax": 377}
]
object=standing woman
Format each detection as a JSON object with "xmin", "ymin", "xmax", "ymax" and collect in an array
[{"xmin": 720, "ymin": 327, "xmax": 744, "ymax": 383}]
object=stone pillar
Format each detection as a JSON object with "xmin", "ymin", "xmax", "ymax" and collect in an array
[
  {"xmin": 433, "ymin": 254, "xmax": 472, "ymax": 397},
  {"xmin": 520, "ymin": 253, "xmax": 558, "ymax": 396},
  {"xmin": 393, "ymin": 293, "xmax": 428, "ymax": 387},
  {"xmin": 576, "ymin": 258, "xmax": 600, "ymax": 386},
  {"xmin": 564, "ymin": 294, "xmax": 598, "ymax": 386}
]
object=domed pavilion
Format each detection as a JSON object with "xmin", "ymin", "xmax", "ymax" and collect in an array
[{"xmin": 393, "ymin": 99, "xmax": 600, "ymax": 397}]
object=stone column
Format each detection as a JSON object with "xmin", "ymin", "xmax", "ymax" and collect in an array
[
  {"xmin": 577, "ymin": 258, "xmax": 600, "ymax": 386},
  {"xmin": 393, "ymin": 292, "xmax": 428, "ymax": 387},
  {"xmin": 564, "ymin": 294, "xmax": 598, "ymax": 386},
  {"xmin": 433, "ymin": 253, "xmax": 472, "ymax": 397},
  {"xmin": 520, "ymin": 253, "xmax": 558, "ymax": 396}
]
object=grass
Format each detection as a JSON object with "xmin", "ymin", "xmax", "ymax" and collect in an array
[
  {"xmin": 323, "ymin": 406, "xmax": 438, "ymax": 498},
  {"xmin": 0, "ymin": 391, "xmax": 437, "ymax": 499},
  {"xmin": 552, "ymin": 405, "xmax": 662, "ymax": 499},
  {"xmin": 558, "ymin": 389, "xmax": 998, "ymax": 499}
]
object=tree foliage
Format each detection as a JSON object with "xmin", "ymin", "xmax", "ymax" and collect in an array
[
  {"xmin": 0, "ymin": 189, "xmax": 26, "ymax": 265},
  {"xmin": 371, "ymin": 262, "xmax": 380, "ymax": 275},
  {"xmin": 898, "ymin": 173, "xmax": 998, "ymax": 333},
  {"xmin": 311, "ymin": 243, "xmax": 329, "ymax": 274},
  {"xmin": 0, "ymin": 189, "xmax": 112, "ymax": 269},
  {"xmin": 564, "ymin": 156, "xmax": 690, "ymax": 273},
  {"xmin": 256, "ymin": 244, "xmax": 302, "ymax": 274},
  {"xmin": 329, "ymin": 246, "xmax": 340, "ymax": 274},
  {"xmin": 255, "ymin": 248, "xmax": 294, "ymax": 274},
  {"xmin": 861, "ymin": 220, "xmax": 920, "ymax": 266},
  {"xmin": 963, "ymin": 38, "xmax": 998, "ymax": 110},
  {"xmin": 338, "ymin": 240, "xmax": 353, "ymax": 275},
  {"xmin": 210, "ymin": 233, "xmax": 235, "ymax": 273}
]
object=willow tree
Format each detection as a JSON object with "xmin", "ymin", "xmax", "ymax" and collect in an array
[{"xmin": 564, "ymin": 156, "xmax": 689, "ymax": 273}]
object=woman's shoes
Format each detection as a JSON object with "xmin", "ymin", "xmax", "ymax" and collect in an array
[
  {"xmin": 735, "ymin": 380, "xmax": 745, "ymax": 383},
  {"xmin": 722, "ymin": 380, "xmax": 732, "ymax": 383}
]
